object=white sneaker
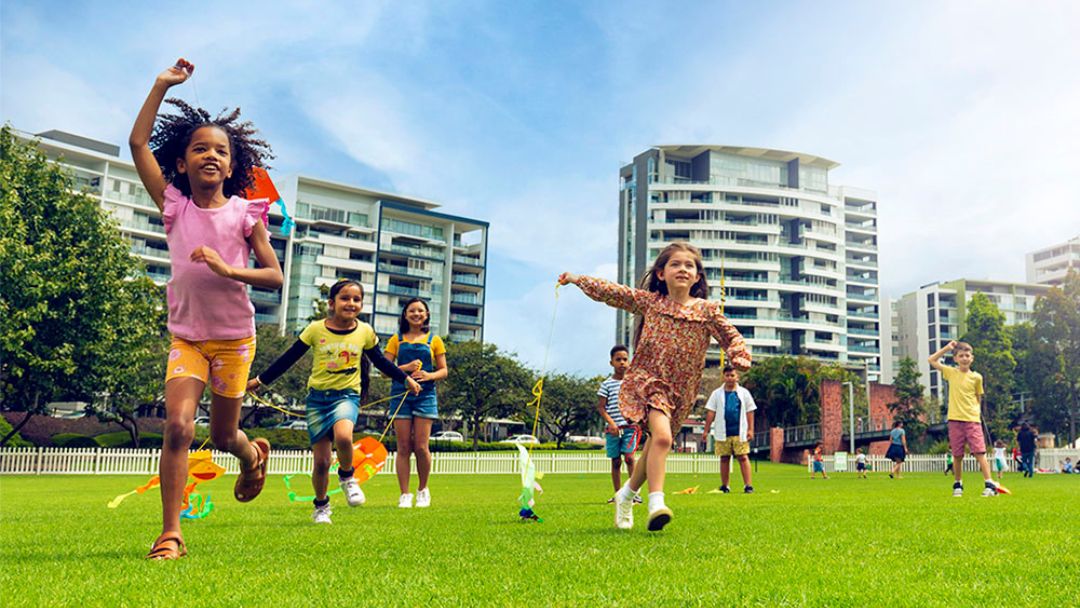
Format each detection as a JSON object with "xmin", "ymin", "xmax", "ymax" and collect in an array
[
  {"xmin": 416, "ymin": 487, "xmax": 431, "ymax": 508},
  {"xmin": 312, "ymin": 504, "xmax": 332, "ymax": 524},
  {"xmin": 981, "ymin": 485, "xmax": 998, "ymax": 498},
  {"xmin": 952, "ymin": 483, "xmax": 963, "ymax": 498},
  {"xmin": 614, "ymin": 493, "xmax": 634, "ymax": 530},
  {"xmin": 398, "ymin": 493, "xmax": 414, "ymax": 509},
  {"xmin": 340, "ymin": 476, "xmax": 366, "ymax": 507}
]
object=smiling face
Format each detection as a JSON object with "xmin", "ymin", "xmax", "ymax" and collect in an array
[
  {"xmin": 656, "ymin": 250, "xmax": 700, "ymax": 293},
  {"xmin": 328, "ymin": 283, "xmax": 363, "ymax": 322},
  {"xmin": 405, "ymin": 301, "xmax": 430, "ymax": 330},
  {"xmin": 177, "ymin": 125, "xmax": 233, "ymax": 191}
]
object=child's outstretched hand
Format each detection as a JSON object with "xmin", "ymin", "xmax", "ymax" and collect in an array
[
  {"xmin": 406, "ymin": 376, "xmax": 423, "ymax": 395},
  {"xmin": 245, "ymin": 378, "xmax": 262, "ymax": 393},
  {"xmin": 156, "ymin": 58, "xmax": 194, "ymax": 88},
  {"xmin": 557, "ymin": 272, "xmax": 578, "ymax": 286},
  {"xmin": 190, "ymin": 246, "xmax": 234, "ymax": 279}
]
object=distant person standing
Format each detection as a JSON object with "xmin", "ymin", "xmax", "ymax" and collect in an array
[
  {"xmin": 992, "ymin": 439, "xmax": 1008, "ymax": 482},
  {"xmin": 887, "ymin": 421, "xmax": 908, "ymax": 479},
  {"xmin": 1017, "ymin": 423, "xmax": 1038, "ymax": 478},
  {"xmin": 944, "ymin": 451, "xmax": 954, "ymax": 476}
]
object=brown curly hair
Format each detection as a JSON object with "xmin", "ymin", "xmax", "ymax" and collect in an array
[{"xmin": 150, "ymin": 98, "xmax": 274, "ymax": 197}]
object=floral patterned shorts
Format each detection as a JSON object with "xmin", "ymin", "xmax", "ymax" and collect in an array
[{"xmin": 165, "ymin": 335, "xmax": 256, "ymax": 398}]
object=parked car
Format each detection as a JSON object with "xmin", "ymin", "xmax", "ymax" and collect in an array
[
  {"xmin": 194, "ymin": 416, "xmax": 210, "ymax": 427},
  {"xmin": 276, "ymin": 420, "xmax": 308, "ymax": 431},
  {"xmin": 567, "ymin": 434, "xmax": 605, "ymax": 446},
  {"xmin": 431, "ymin": 431, "xmax": 465, "ymax": 442},
  {"xmin": 499, "ymin": 434, "xmax": 540, "ymax": 445}
]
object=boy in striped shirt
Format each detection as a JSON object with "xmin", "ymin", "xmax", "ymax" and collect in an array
[{"xmin": 597, "ymin": 345, "xmax": 641, "ymax": 504}]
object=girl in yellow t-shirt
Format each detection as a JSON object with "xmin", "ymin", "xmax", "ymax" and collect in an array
[
  {"xmin": 248, "ymin": 280, "xmax": 419, "ymax": 523},
  {"xmin": 384, "ymin": 298, "xmax": 449, "ymax": 508}
]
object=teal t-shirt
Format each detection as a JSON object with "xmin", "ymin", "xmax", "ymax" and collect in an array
[
  {"xmin": 724, "ymin": 391, "xmax": 741, "ymax": 438},
  {"xmin": 890, "ymin": 427, "xmax": 905, "ymax": 445}
]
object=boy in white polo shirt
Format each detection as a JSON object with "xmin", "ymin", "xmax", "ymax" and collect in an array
[{"xmin": 703, "ymin": 365, "xmax": 757, "ymax": 493}]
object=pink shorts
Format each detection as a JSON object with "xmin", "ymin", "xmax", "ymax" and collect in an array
[{"xmin": 948, "ymin": 421, "xmax": 986, "ymax": 458}]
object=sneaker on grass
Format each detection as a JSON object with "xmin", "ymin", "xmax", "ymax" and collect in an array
[
  {"xmin": 718, "ymin": 485, "xmax": 731, "ymax": 494},
  {"xmin": 647, "ymin": 507, "xmax": 673, "ymax": 532},
  {"xmin": 416, "ymin": 487, "xmax": 431, "ymax": 508},
  {"xmin": 312, "ymin": 504, "xmax": 332, "ymax": 524},
  {"xmin": 614, "ymin": 494, "xmax": 634, "ymax": 530},
  {"xmin": 952, "ymin": 482, "xmax": 963, "ymax": 498},
  {"xmin": 341, "ymin": 477, "xmax": 366, "ymax": 507},
  {"xmin": 398, "ymin": 493, "xmax": 414, "ymax": 509},
  {"xmin": 744, "ymin": 485, "xmax": 754, "ymax": 494},
  {"xmin": 981, "ymin": 483, "xmax": 998, "ymax": 498}
]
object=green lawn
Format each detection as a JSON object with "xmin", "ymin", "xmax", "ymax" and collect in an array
[{"xmin": 1, "ymin": 463, "xmax": 1077, "ymax": 607}]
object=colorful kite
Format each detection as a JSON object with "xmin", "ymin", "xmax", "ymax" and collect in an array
[
  {"xmin": 108, "ymin": 450, "xmax": 225, "ymax": 520},
  {"xmin": 517, "ymin": 444, "xmax": 544, "ymax": 522},
  {"xmin": 245, "ymin": 166, "xmax": 295, "ymax": 236},
  {"xmin": 284, "ymin": 437, "xmax": 388, "ymax": 503}
]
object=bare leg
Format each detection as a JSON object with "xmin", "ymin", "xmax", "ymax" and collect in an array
[
  {"xmin": 627, "ymin": 438, "xmax": 650, "ymax": 492},
  {"xmin": 209, "ymin": 394, "xmax": 259, "ymax": 471},
  {"xmin": 720, "ymin": 455, "xmax": 732, "ymax": 488},
  {"xmin": 645, "ymin": 410, "xmax": 673, "ymax": 494},
  {"xmin": 412, "ymin": 417, "xmax": 433, "ymax": 491},
  {"xmin": 737, "ymin": 454, "xmax": 752, "ymax": 487},
  {"xmin": 332, "ymin": 419, "xmax": 355, "ymax": 473},
  {"xmin": 975, "ymin": 453, "xmax": 993, "ymax": 482},
  {"xmin": 624, "ymin": 453, "xmax": 635, "ymax": 480},
  {"xmin": 311, "ymin": 438, "xmax": 333, "ymax": 500},
  {"xmin": 158, "ymin": 378, "xmax": 201, "ymax": 539},
  {"xmin": 611, "ymin": 458, "xmax": 622, "ymax": 492},
  {"xmin": 954, "ymin": 451, "xmax": 965, "ymax": 484},
  {"xmin": 394, "ymin": 418, "xmax": 413, "ymax": 494}
]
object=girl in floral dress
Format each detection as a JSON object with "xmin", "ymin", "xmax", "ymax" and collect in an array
[{"xmin": 559, "ymin": 242, "xmax": 750, "ymax": 531}]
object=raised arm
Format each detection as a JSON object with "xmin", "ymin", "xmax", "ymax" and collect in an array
[
  {"xmin": 928, "ymin": 340, "xmax": 956, "ymax": 372},
  {"xmin": 558, "ymin": 273, "xmax": 652, "ymax": 315},
  {"xmin": 129, "ymin": 59, "xmax": 193, "ymax": 211}
]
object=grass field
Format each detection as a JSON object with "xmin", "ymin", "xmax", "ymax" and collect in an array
[{"xmin": 2, "ymin": 463, "xmax": 1078, "ymax": 607}]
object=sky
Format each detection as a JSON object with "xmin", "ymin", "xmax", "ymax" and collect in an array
[{"xmin": 3, "ymin": 1, "xmax": 1078, "ymax": 376}]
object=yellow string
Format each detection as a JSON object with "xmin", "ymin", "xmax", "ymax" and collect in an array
[
  {"xmin": 378, "ymin": 392, "xmax": 412, "ymax": 444},
  {"xmin": 526, "ymin": 285, "xmax": 560, "ymax": 456}
]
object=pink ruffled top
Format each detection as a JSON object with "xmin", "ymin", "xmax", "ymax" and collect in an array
[{"xmin": 162, "ymin": 184, "xmax": 268, "ymax": 341}]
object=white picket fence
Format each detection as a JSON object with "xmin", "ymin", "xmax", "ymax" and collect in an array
[
  {"xmin": 810, "ymin": 449, "xmax": 1080, "ymax": 474},
  {"xmin": 0, "ymin": 447, "xmax": 730, "ymax": 476}
]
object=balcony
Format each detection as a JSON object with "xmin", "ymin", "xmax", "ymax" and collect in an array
[
  {"xmin": 384, "ymin": 285, "xmax": 430, "ymax": 298},
  {"xmin": 451, "ymin": 294, "xmax": 482, "ymax": 305},
  {"xmin": 845, "ymin": 240, "xmax": 877, "ymax": 251},
  {"xmin": 449, "ymin": 313, "xmax": 482, "ymax": 326},
  {"xmin": 378, "ymin": 263, "xmax": 433, "ymax": 279},
  {"xmin": 847, "ymin": 344, "xmax": 880, "ymax": 353},
  {"xmin": 453, "ymin": 254, "xmax": 483, "ymax": 267},
  {"xmin": 452, "ymin": 274, "xmax": 483, "ymax": 286},
  {"xmin": 384, "ymin": 243, "xmax": 444, "ymax": 259},
  {"xmin": 846, "ymin": 327, "xmax": 879, "ymax": 337}
]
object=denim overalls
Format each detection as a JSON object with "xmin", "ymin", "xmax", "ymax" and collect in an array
[{"xmin": 391, "ymin": 332, "xmax": 439, "ymax": 419}]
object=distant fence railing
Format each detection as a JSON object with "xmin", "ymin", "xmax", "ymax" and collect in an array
[
  {"xmin": 809, "ymin": 449, "xmax": 1080, "ymax": 474},
  {"xmin": 0, "ymin": 447, "xmax": 731, "ymax": 476}
]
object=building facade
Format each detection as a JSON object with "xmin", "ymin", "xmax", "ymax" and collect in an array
[
  {"xmin": 893, "ymin": 279, "xmax": 1048, "ymax": 399},
  {"xmin": 22, "ymin": 129, "xmax": 487, "ymax": 342},
  {"xmin": 618, "ymin": 146, "xmax": 884, "ymax": 380},
  {"xmin": 1026, "ymin": 235, "xmax": 1080, "ymax": 286}
]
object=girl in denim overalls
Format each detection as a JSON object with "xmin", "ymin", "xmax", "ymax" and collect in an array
[{"xmin": 385, "ymin": 298, "xmax": 449, "ymax": 508}]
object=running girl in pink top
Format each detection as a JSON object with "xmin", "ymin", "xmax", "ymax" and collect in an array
[
  {"xmin": 559, "ymin": 242, "xmax": 750, "ymax": 532},
  {"xmin": 130, "ymin": 58, "xmax": 283, "ymax": 560}
]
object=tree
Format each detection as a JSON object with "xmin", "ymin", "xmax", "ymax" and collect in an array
[
  {"xmin": 440, "ymin": 341, "xmax": 531, "ymax": 449},
  {"xmin": 961, "ymin": 292, "xmax": 1017, "ymax": 438},
  {"xmin": 739, "ymin": 355, "xmax": 861, "ymax": 428},
  {"xmin": 1025, "ymin": 271, "xmax": 1080, "ymax": 443},
  {"xmin": 528, "ymin": 373, "xmax": 599, "ymax": 448},
  {"xmin": 888, "ymin": 357, "xmax": 928, "ymax": 443},
  {"xmin": 0, "ymin": 127, "xmax": 164, "ymax": 445}
]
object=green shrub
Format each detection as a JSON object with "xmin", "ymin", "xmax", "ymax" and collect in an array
[
  {"xmin": 927, "ymin": 439, "xmax": 950, "ymax": 455},
  {"xmin": 94, "ymin": 431, "xmax": 164, "ymax": 449},
  {"xmin": 51, "ymin": 433, "xmax": 98, "ymax": 448},
  {"xmin": 0, "ymin": 416, "xmax": 32, "ymax": 447}
]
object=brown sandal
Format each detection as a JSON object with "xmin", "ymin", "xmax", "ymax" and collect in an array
[
  {"xmin": 146, "ymin": 533, "xmax": 187, "ymax": 560},
  {"xmin": 234, "ymin": 438, "xmax": 270, "ymax": 502}
]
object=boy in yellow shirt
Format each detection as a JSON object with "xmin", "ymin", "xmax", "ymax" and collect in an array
[{"xmin": 929, "ymin": 341, "xmax": 1003, "ymax": 498}]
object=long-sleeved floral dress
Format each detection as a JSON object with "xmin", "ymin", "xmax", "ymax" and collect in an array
[{"xmin": 576, "ymin": 276, "xmax": 751, "ymax": 434}]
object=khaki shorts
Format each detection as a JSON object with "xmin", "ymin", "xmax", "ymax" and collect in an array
[
  {"xmin": 714, "ymin": 436, "xmax": 750, "ymax": 457},
  {"xmin": 165, "ymin": 335, "xmax": 256, "ymax": 398}
]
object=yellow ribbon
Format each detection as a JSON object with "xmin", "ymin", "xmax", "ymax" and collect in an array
[{"xmin": 525, "ymin": 285, "xmax": 560, "ymax": 455}]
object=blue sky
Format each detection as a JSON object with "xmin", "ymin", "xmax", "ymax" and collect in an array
[{"xmin": 3, "ymin": 1, "xmax": 1079, "ymax": 376}]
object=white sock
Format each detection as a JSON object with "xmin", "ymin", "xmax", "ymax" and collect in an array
[
  {"xmin": 648, "ymin": 491, "xmax": 665, "ymax": 512},
  {"xmin": 616, "ymin": 483, "xmax": 636, "ymax": 502}
]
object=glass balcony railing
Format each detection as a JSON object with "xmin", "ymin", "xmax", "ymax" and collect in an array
[
  {"xmin": 449, "ymin": 314, "xmax": 481, "ymax": 325},
  {"xmin": 452, "ymin": 274, "xmax": 483, "ymax": 286}
]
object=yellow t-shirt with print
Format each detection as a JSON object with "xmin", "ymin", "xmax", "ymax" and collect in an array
[
  {"xmin": 299, "ymin": 320, "xmax": 378, "ymax": 391},
  {"xmin": 383, "ymin": 333, "xmax": 447, "ymax": 364},
  {"xmin": 940, "ymin": 365, "xmax": 984, "ymax": 422}
]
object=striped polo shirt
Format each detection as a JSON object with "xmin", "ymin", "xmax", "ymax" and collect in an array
[{"xmin": 597, "ymin": 377, "xmax": 628, "ymax": 427}]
